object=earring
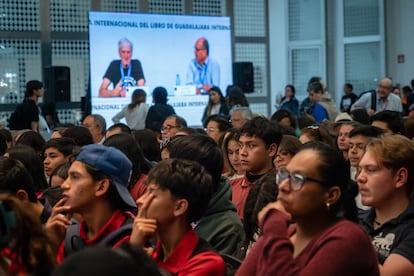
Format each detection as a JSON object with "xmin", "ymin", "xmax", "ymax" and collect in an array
[{"xmin": 326, "ymin": 202, "xmax": 330, "ymax": 210}]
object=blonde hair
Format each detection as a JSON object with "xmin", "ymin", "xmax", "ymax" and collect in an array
[{"xmin": 366, "ymin": 135, "xmax": 414, "ymax": 199}]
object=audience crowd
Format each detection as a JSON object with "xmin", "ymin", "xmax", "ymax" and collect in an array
[{"xmin": 1, "ymin": 77, "xmax": 414, "ymax": 275}]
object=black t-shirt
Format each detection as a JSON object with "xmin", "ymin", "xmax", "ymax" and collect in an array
[
  {"xmin": 145, "ymin": 104, "xmax": 176, "ymax": 131},
  {"xmin": 359, "ymin": 202, "xmax": 414, "ymax": 265},
  {"xmin": 340, "ymin": 93, "xmax": 358, "ymax": 112},
  {"xmin": 103, "ymin": 59, "xmax": 145, "ymax": 87},
  {"xmin": 20, "ymin": 98, "xmax": 39, "ymax": 129}
]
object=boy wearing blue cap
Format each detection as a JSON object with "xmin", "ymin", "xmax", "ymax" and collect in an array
[{"xmin": 45, "ymin": 144, "xmax": 137, "ymax": 263}]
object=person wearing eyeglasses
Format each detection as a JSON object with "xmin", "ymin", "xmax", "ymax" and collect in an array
[
  {"xmin": 160, "ymin": 115, "xmax": 187, "ymax": 140},
  {"xmin": 273, "ymin": 135, "xmax": 301, "ymax": 169},
  {"xmin": 204, "ymin": 115, "xmax": 231, "ymax": 144},
  {"xmin": 186, "ymin": 37, "xmax": 221, "ymax": 95},
  {"xmin": 237, "ymin": 141, "xmax": 379, "ymax": 275},
  {"xmin": 351, "ymin": 78, "xmax": 403, "ymax": 116}
]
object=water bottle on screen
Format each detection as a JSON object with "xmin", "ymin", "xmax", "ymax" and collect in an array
[{"xmin": 176, "ymin": 74, "xmax": 181, "ymax": 86}]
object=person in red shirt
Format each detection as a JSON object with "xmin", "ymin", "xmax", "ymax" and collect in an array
[
  {"xmin": 45, "ymin": 144, "xmax": 137, "ymax": 263},
  {"xmin": 236, "ymin": 142, "xmax": 379, "ymax": 275},
  {"xmin": 130, "ymin": 158, "xmax": 225, "ymax": 276},
  {"xmin": 230, "ymin": 117, "xmax": 282, "ymax": 217}
]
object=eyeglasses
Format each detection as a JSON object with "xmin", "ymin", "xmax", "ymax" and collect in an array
[
  {"xmin": 159, "ymin": 137, "xmax": 171, "ymax": 150},
  {"xmin": 194, "ymin": 47, "xmax": 206, "ymax": 52},
  {"xmin": 205, "ymin": 127, "xmax": 218, "ymax": 133},
  {"xmin": 378, "ymin": 84, "xmax": 392, "ymax": 90},
  {"xmin": 276, "ymin": 167, "xmax": 326, "ymax": 191},
  {"xmin": 161, "ymin": 125, "xmax": 178, "ymax": 133}
]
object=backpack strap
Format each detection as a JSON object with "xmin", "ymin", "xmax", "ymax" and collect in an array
[
  {"xmin": 63, "ymin": 223, "xmax": 85, "ymax": 257},
  {"xmin": 188, "ymin": 237, "xmax": 214, "ymax": 259},
  {"xmin": 63, "ymin": 216, "xmax": 133, "ymax": 257},
  {"xmin": 371, "ymin": 90, "xmax": 377, "ymax": 111},
  {"xmin": 98, "ymin": 223, "xmax": 133, "ymax": 247}
]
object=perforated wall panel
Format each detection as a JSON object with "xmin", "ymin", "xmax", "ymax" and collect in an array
[
  {"xmin": 288, "ymin": 0, "xmax": 322, "ymax": 41},
  {"xmin": 50, "ymin": 0, "xmax": 91, "ymax": 32},
  {"xmin": 235, "ymin": 43, "xmax": 267, "ymax": 96},
  {"xmin": 249, "ymin": 102, "xmax": 268, "ymax": 117},
  {"xmin": 345, "ymin": 42, "xmax": 380, "ymax": 94},
  {"xmin": 57, "ymin": 108, "xmax": 82, "ymax": 125},
  {"xmin": 0, "ymin": 39, "xmax": 42, "ymax": 103},
  {"xmin": 0, "ymin": 0, "xmax": 40, "ymax": 31},
  {"xmin": 51, "ymin": 40, "xmax": 90, "ymax": 101},
  {"xmin": 101, "ymin": 0, "xmax": 140, "ymax": 12},
  {"xmin": 344, "ymin": 0, "xmax": 379, "ymax": 37},
  {"xmin": 290, "ymin": 48, "xmax": 321, "ymax": 100},
  {"xmin": 148, "ymin": 0, "xmax": 184, "ymax": 14},
  {"xmin": 193, "ymin": 0, "xmax": 222, "ymax": 16},
  {"xmin": 234, "ymin": 0, "xmax": 265, "ymax": 37}
]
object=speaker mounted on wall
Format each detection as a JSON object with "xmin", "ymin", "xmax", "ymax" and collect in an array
[
  {"xmin": 43, "ymin": 66, "xmax": 71, "ymax": 104},
  {"xmin": 232, "ymin": 62, "xmax": 254, "ymax": 93}
]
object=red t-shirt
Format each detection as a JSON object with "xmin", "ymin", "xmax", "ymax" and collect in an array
[
  {"xmin": 152, "ymin": 229, "xmax": 226, "ymax": 276},
  {"xmin": 130, "ymin": 174, "xmax": 148, "ymax": 201},
  {"xmin": 1, "ymin": 248, "xmax": 28, "ymax": 275},
  {"xmin": 56, "ymin": 210, "xmax": 133, "ymax": 264},
  {"xmin": 230, "ymin": 175, "xmax": 254, "ymax": 218}
]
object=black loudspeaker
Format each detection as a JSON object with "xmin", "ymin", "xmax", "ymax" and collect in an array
[
  {"xmin": 232, "ymin": 62, "xmax": 254, "ymax": 93},
  {"xmin": 43, "ymin": 66, "xmax": 71, "ymax": 104}
]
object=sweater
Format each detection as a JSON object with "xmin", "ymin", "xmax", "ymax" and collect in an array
[{"xmin": 236, "ymin": 209, "xmax": 379, "ymax": 276}]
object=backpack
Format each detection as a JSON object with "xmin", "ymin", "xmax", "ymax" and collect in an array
[
  {"xmin": 8, "ymin": 104, "xmax": 25, "ymax": 130},
  {"xmin": 358, "ymin": 89, "xmax": 377, "ymax": 111},
  {"xmin": 63, "ymin": 222, "xmax": 133, "ymax": 257}
]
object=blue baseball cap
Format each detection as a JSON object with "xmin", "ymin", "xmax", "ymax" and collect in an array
[{"xmin": 75, "ymin": 144, "xmax": 136, "ymax": 208}]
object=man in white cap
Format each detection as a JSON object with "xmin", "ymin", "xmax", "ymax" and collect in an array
[{"xmin": 45, "ymin": 144, "xmax": 136, "ymax": 263}]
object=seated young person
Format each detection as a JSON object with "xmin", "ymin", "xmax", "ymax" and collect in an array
[
  {"xmin": 0, "ymin": 156, "xmax": 51, "ymax": 224},
  {"xmin": 45, "ymin": 144, "xmax": 137, "ymax": 263},
  {"xmin": 357, "ymin": 135, "xmax": 414, "ymax": 275},
  {"xmin": 230, "ymin": 117, "xmax": 282, "ymax": 217},
  {"xmin": 130, "ymin": 158, "xmax": 225, "ymax": 276},
  {"xmin": 168, "ymin": 134, "xmax": 243, "ymax": 255}
]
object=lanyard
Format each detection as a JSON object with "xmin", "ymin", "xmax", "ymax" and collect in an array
[
  {"xmin": 120, "ymin": 61, "xmax": 132, "ymax": 80},
  {"xmin": 196, "ymin": 61, "xmax": 208, "ymax": 85}
]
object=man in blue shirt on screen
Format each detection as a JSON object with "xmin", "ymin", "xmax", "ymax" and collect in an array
[
  {"xmin": 186, "ymin": 37, "xmax": 220, "ymax": 95},
  {"xmin": 99, "ymin": 37, "xmax": 145, "ymax": 97}
]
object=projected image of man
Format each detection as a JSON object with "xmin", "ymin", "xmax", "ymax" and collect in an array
[
  {"xmin": 186, "ymin": 37, "xmax": 220, "ymax": 95},
  {"xmin": 99, "ymin": 37, "xmax": 145, "ymax": 97}
]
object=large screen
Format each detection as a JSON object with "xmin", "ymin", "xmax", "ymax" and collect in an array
[{"xmin": 88, "ymin": 11, "xmax": 232, "ymax": 127}]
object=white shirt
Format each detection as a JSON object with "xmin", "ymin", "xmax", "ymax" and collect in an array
[
  {"xmin": 112, "ymin": 103, "xmax": 149, "ymax": 130},
  {"xmin": 351, "ymin": 92, "xmax": 402, "ymax": 113}
]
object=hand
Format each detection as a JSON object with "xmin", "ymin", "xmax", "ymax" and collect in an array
[
  {"xmin": 119, "ymin": 87, "xmax": 126, "ymax": 97},
  {"xmin": 114, "ymin": 82, "xmax": 126, "ymax": 97},
  {"xmin": 45, "ymin": 199, "xmax": 72, "ymax": 250},
  {"xmin": 202, "ymin": 84, "xmax": 212, "ymax": 92},
  {"xmin": 367, "ymin": 108, "xmax": 375, "ymax": 116},
  {"xmin": 258, "ymin": 200, "xmax": 291, "ymax": 223},
  {"xmin": 130, "ymin": 193, "xmax": 157, "ymax": 248}
]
